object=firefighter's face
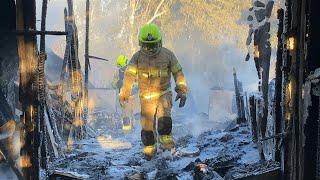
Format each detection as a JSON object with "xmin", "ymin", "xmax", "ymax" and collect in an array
[{"xmin": 141, "ymin": 42, "xmax": 161, "ymax": 56}]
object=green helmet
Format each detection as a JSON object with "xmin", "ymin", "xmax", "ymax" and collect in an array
[
  {"xmin": 138, "ymin": 23, "xmax": 162, "ymax": 56},
  {"xmin": 116, "ymin": 55, "xmax": 128, "ymax": 68}
]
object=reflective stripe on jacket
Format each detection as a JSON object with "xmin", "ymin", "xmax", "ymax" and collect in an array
[{"xmin": 120, "ymin": 47, "xmax": 188, "ymax": 99}]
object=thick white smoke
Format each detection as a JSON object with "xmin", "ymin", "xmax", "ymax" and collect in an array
[{"xmin": 37, "ymin": 0, "xmax": 282, "ymax": 134}]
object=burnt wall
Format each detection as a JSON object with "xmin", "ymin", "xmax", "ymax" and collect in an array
[
  {"xmin": 0, "ymin": 0, "xmax": 16, "ymax": 30},
  {"xmin": 304, "ymin": 0, "xmax": 320, "ymax": 179},
  {"xmin": 306, "ymin": 0, "xmax": 320, "ymax": 71},
  {"xmin": 0, "ymin": 0, "xmax": 18, "ymax": 125}
]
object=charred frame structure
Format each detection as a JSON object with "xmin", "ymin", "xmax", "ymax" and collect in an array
[
  {"xmin": 14, "ymin": 0, "xmax": 79, "ymax": 179},
  {"xmin": 16, "ymin": 0, "xmax": 41, "ymax": 179},
  {"xmin": 272, "ymin": 0, "xmax": 320, "ymax": 179},
  {"xmin": 1, "ymin": 0, "xmax": 320, "ymax": 179},
  {"xmin": 301, "ymin": 0, "xmax": 320, "ymax": 179},
  {"xmin": 246, "ymin": 0, "xmax": 320, "ymax": 179}
]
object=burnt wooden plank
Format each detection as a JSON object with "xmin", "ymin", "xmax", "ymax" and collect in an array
[
  {"xmin": 15, "ymin": 30, "xmax": 67, "ymax": 35},
  {"xmin": 16, "ymin": 0, "xmax": 40, "ymax": 179}
]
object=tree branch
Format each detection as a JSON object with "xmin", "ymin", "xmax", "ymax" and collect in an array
[
  {"xmin": 147, "ymin": 0, "xmax": 166, "ymax": 24},
  {"xmin": 147, "ymin": 10, "xmax": 166, "ymax": 24},
  {"xmin": 154, "ymin": 0, "xmax": 165, "ymax": 17}
]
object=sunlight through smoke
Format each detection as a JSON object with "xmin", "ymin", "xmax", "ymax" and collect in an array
[
  {"xmin": 97, "ymin": 136, "xmax": 132, "ymax": 150},
  {"xmin": 88, "ymin": 97, "xmax": 96, "ymax": 111}
]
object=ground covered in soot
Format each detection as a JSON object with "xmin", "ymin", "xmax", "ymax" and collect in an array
[{"xmin": 49, "ymin": 117, "xmax": 273, "ymax": 180}]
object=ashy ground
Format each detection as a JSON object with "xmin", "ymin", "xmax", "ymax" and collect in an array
[{"xmin": 49, "ymin": 116, "xmax": 264, "ymax": 179}]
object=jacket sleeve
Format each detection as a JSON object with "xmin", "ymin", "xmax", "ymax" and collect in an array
[
  {"xmin": 119, "ymin": 53, "xmax": 138, "ymax": 98},
  {"xmin": 170, "ymin": 52, "xmax": 188, "ymax": 95}
]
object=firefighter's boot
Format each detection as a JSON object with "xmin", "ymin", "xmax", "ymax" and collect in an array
[
  {"xmin": 143, "ymin": 144, "xmax": 157, "ymax": 160},
  {"xmin": 158, "ymin": 117, "xmax": 175, "ymax": 150},
  {"xmin": 141, "ymin": 130, "xmax": 156, "ymax": 160},
  {"xmin": 122, "ymin": 116, "xmax": 132, "ymax": 133},
  {"xmin": 159, "ymin": 135, "xmax": 175, "ymax": 150}
]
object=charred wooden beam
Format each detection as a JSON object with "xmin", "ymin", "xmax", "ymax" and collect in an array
[
  {"xmin": 274, "ymin": 8, "xmax": 284, "ymax": 163},
  {"xmin": 249, "ymin": 1, "xmax": 274, "ymax": 144},
  {"xmin": 279, "ymin": 0, "xmax": 309, "ymax": 179},
  {"xmin": 296, "ymin": 0, "xmax": 308, "ymax": 179},
  {"xmin": 58, "ymin": 8, "xmax": 70, "ymax": 138},
  {"xmin": 260, "ymin": 132, "xmax": 288, "ymax": 142},
  {"xmin": 249, "ymin": 95, "xmax": 258, "ymax": 142},
  {"xmin": 233, "ymin": 68, "xmax": 246, "ymax": 124},
  {"xmin": 304, "ymin": 0, "xmax": 320, "ymax": 179},
  {"xmin": 66, "ymin": 0, "xmax": 85, "ymax": 141},
  {"xmin": 256, "ymin": 96, "xmax": 266, "ymax": 161},
  {"xmin": 88, "ymin": 55, "xmax": 109, "ymax": 61},
  {"xmin": 38, "ymin": 0, "xmax": 48, "ymax": 172},
  {"xmin": 281, "ymin": 0, "xmax": 295, "ymax": 179},
  {"xmin": 83, "ymin": 0, "xmax": 90, "ymax": 134},
  {"xmin": 16, "ymin": 0, "xmax": 40, "ymax": 179},
  {"xmin": 14, "ymin": 30, "xmax": 67, "ymax": 36},
  {"xmin": 254, "ymin": 22, "xmax": 272, "ymax": 140}
]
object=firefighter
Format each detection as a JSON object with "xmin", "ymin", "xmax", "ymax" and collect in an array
[
  {"xmin": 112, "ymin": 55, "xmax": 134, "ymax": 132},
  {"xmin": 119, "ymin": 23, "xmax": 188, "ymax": 159}
]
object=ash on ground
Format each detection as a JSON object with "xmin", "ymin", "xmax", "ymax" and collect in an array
[{"xmin": 49, "ymin": 113, "xmax": 277, "ymax": 180}]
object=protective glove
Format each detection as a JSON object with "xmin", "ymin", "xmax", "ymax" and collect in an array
[{"xmin": 175, "ymin": 93, "xmax": 187, "ymax": 108}]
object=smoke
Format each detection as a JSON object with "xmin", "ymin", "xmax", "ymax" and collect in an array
[
  {"xmin": 39, "ymin": 0, "xmax": 278, "ymax": 134},
  {"xmin": 171, "ymin": 32, "xmax": 259, "ymax": 112}
]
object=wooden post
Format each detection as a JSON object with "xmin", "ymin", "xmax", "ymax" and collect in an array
[
  {"xmin": 233, "ymin": 68, "xmax": 246, "ymax": 124},
  {"xmin": 84, "ymin": 0, "xmax": 90, "ymax": 132},
  {"xmin": 304, "ymin": 0, "xmax": 320, "ymax": 179},
  {"xmin": 256, "ymin": 97, "xmax": 266, "ymax": 161},
  {"xmin": 38, "ymin": 0, "xmax": 48, "ymax": 171},
  {"xmin": 233, "ymin": 68, "xmax": 240, "ymax": 123},
  {"xmin": 250, "ymin": 0, "xmax": 274, "ymax": 142},
  {"xmin": 274, "ymin": 8, "xmax": 284, "ymax": 163},
  {"xmin": 238, "ymin": 81, "xmax": 246, "ymax": 121},
  {"xmin": 15, "ymin": 30, "xmax": 67, "ymax": 35},
  {"xmin": 249, "ymin": 95, "xmax": 258, "ymax": 142},
  {"xmin": 280, "ymin": 0, "xmax": 307, "ymax": 179},
  {"xmin": 296, "ymin": 0, "xmax": 307, "ymax": 179},
  {"xmin": 67, "ymin": 0, "xmax": 84, "ymax": 140},
  {"xmin": 280, "ymin": 1, "xmax": 293, "ymax": 179},
  {"xmin": 16, "ymin": 0, "xmax": 40, "ymax": 179},
  {"xmin": 58, "ymin": 8, "xmax": 70, "ymax": 135}
]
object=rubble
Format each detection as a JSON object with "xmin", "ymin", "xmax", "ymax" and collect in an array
[
  {"xmin": 205, "ymin": 151, "xmax": 242, "ymax": 176},
  {"xmin": 1, "ymin": 0, "xmax": 318, "ymax": 179},
  {"xmin": 176, "ymin": 145, "xmax": 200, "ymax": 157},
  {"xmin": 224, "ymin": 161, "xmax": 280, "ymax": 179},
  {"xmin": 176, "ymin": 134, "xmax": 193, "ymax": 147},
  {"xmin": 183, "ymin": 161, "xmax": 223, "ymax": 180},
  {"xmin": 224, "ymin": 120, "xmax": 239, "ymax": 132},
  {"xmin": 219, "ymin": 134, "xmax": 234, "ymax": 142},
  {"xmin": 125, "ymin": 172, "xmax": 146, "ymax": 180},
  {"xmin": 49, "ymin": 119, "xmax": 260, "ymax": 179},
  {"xmin": 50, "ymin": 170, "xmax": 90, "ymax": 179}
]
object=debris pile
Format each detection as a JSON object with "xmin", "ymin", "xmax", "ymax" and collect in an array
[{"xmin": 49, "ymin": 118, "xmax": 272, "ymax": 179}]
